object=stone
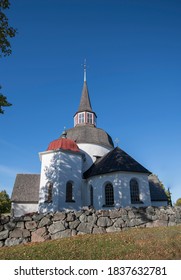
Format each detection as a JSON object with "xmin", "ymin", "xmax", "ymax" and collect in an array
[
  {"xmin": 1, "ymin": 215, "xmax": 10, "ymax": 225},
  {"xmin": 168, "ymin": 222, "xmax": 176, "ymax": 227},
  {"xmin": 146, "ymin": 206, "xmax": 155, "ymax": 216},
  {"xmin": 97, "ymin": 217, "xmax": 113, "ymax": 227},
  {"xmin": 16, "ymin": 222, "xmax": 25, "ymax": 229},
  {"xmin": 93, "ymin": 227, "xmax": 106, "ymax": 234},
  {"xmin": 79, "ymin": 213, "xmax": 88, "ymax": 223},
  {"xmin": 169, "ymin": 215, "xmax": 176, "ymax": 222},
  {"xmin": 48, "ymin": 221, "xmax": 65, "ymax": 234},
  {"xmin": 77, "ymin": 222, "xmax": 93, "ymax": 234},
  {"xmin": 100, "ymin": 210, "xmax": 110, "ymax": 217},
  {"xmin": 31, "ymin": 227, "xmax": 48, "ymax": 242},
  {"xmin": 0, "ymin": 241, "xmax": 4, "ymax": 247},
  {"xmin": 9, "ymin": 228, "xmax": 23, "ymax": 238},
  {"xmin": 71, "ymin": 230, "xmax": 77, "ymax": 236},
  {"xmin": 110, "ymin": 210, "xmax": 122, "ymax": 219},
  {"xmin": 23, "ymin": 215, "xmax": 32, "ymax": 221},
  {"xmin": 66, "ymin": 213, "xmax": 75, "ymax": 222},
  {"xmin": 87, "ymin": 214, "xmax": 97, "ymax": 224},
  {"xmin": 128, "ymin": 210, "xmax": 135, "ymax": 219},
  {"xmin": 5, "ymin": 238, "xmax": 23, "ymax": 247},
  {"xmin": 126, "ymin": 219, "xmax": 136, "ymax": 227},
  {"xmin": 106, "ymin": 226, "xmax": 122, "ymax": 233},
  {"xmin": 38, "ymin": 217, "xmax": 51, "ymax": 228},
  {"xmin": 25, "ymin": 221, "xmax": 37, "ymax": 230},
  {"xmin": 159, "ymin": 214, "xmax": 169, "ymax": 221},
  {"xmin": 113, "ymin": 218, "xmax": 125, "ymax": 228},
  {"xmin": 0, "ymin": 225, "xmax": 4, "ymax": 231},
  {"xmin": 0, "ymin": 230, "xmax": 9, "ymax": 240},
  {"xmin": 32, "ymin": 213, "xmax": 44, "ymax": 221},
  {"xmin": 69, "ymin": 220, "xmax": 80, "ymax": 229},
  {"xmin": 152, "ymin": 220, "xmax": 168, "ymax": 227},
  {"xmin": 22, "ymin": 229, "xmax": 31, "ymax": 238},
  {"xmin": 4, "ymin": 222, "xmax": 16, "ymax": 231},
  {"xmin": 53, "ymin": 212, "xmax": 66, "ymax": 221},
  {"xmin": 51, "ymin": 229, "xmax": 72, "ymax": 240}
]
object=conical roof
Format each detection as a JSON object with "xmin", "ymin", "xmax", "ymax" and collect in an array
[{"xmin": 78, "ymin": 81, "xmax": 93, "ymax": 112}]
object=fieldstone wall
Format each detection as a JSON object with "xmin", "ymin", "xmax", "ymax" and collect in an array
[{"xmin": 0, "ymin": 206, "xmax": 181, "ymax": 247}]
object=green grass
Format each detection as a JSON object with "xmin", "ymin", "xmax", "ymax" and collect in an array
[{"xmin": 0, "ymin": 226, "xmax": 181, "ymax": 259}]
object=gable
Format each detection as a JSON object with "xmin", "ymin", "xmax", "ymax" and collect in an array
[{"xmin": 11, "ymin": 174, "xmax": 40, "ymax": 203}]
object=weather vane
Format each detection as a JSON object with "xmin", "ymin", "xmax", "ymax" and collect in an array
[
  {"xmin": 81, "ymin": 58, "xmax": 88, "ymax": 82},
  {"xmin": 115, "ymin": 138, "xmax": 120, "ymax": 147}
]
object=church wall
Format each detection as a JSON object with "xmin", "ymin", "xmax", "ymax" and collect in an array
[
  {"xmin": 151, "ymin": 201, "xmax": 168, "ymax": 207},
  {"xmin": 38, "ymin": 150, "xmax": 83, "ymax": 214},
  {"xmin": 78, "ymin": 143, "xmax": 112, "ymax": 172},
  {"xmin": 86, "ymin": 172, "xmax": 151, "ymax": 209},
  {"xmin": 11, "ymin": 202, "xmax": 38, "ymax": 217}
]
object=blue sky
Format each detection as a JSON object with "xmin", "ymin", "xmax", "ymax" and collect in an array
[{"xmin": 0, "ymin": 0, "xmax": 181, "ymax": 203}]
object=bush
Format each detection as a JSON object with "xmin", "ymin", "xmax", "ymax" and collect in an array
[{"xmin": 0, "ymin": 190, "xmax": 11, "ymax": 213}]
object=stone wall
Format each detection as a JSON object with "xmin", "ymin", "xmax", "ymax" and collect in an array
[{"xmin": 1, "ymin": 206, "xmax": 181, "ymax": 247}]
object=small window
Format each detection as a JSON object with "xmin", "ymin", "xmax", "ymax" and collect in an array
[
  {"xmin": 87, "ymin": 112, "xmax": 93, "ymax": 124},
  {"xmin": 78, "ymin": 113, "xmax": 85, "ymax": 124},
  {"xmin": 90, "ymin": 185, "xmax": 94, "ymax": 206},
  {"xmin": 105, "ymin": 183, "xmax": 114, "ymax": 206},
  {"xmin": 130, "ymin": 179, "xmax": 140, "ymax": 203},
  {"xmin": 66, "ymin": 181, "xmax": 75, "ymax": 202},
  {"xmin": 45, "ymin": 181, "xmax": 53, "ymax": 203}
]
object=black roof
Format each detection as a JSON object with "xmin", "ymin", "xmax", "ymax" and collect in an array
[
  {"xmin": 84, "ymin": 147, "xmax": 151, "ymax": 178},
  {"xmin": 149, "ymin": 174, "xmax": 168, "ymax": 201}
]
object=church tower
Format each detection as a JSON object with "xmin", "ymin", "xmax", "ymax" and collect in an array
[{"xmin": 74, "ymin": 60, "xmax": 97, "ymax": 127}]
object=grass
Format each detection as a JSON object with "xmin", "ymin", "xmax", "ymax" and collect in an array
[{"xmin": 0, "ymin": 226, "xmax": 181, "ymax": 259}]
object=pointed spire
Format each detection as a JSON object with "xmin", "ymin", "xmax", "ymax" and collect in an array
[
  {"xmin": 73, "ymin": 60, "xmax": 97, "ymax": 127},
  {"xmin": 78, "ymin": 81, "xmax": 93, "ymax": 112}
]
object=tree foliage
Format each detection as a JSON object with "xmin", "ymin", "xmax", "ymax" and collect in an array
[
  {"xmin": 175, "ymin": 198, "xmax": 181, "ymax": 206},
  {"xmin": 0, "ymin": 190, "xmax": 11, "ymax": 213},
  {"xmin": 0, "ymin": 85, "xmax": 12, "ymax": 113},
  {"xmin": 0, "ymin": 0, "xmax": 17, "ymax": 57},
  {"xmin": 0, "ymin": 0, "xmax": 17, "ymax": 114}
]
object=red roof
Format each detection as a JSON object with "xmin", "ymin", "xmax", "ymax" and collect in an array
[{"xmin": 47, "ymin": 138, "xmax": 80, "ymax": 152}]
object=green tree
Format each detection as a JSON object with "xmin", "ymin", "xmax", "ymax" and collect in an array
[
  {"xmin": 0, "ymin": 190, "xmax": 11, "ymax": 213},
  {"xmin": 0, "ymin": 86, "xmax": 12, "ymax": 113},
  {"xmin": 175, "ymin": 198, "xmax": 181, "ymax": 206},
  {"xmin": 0, "ymin": 0, "xmax": 17, "ymax": 114}
]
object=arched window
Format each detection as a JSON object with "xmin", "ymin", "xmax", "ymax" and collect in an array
[
  {"xmin": 66, "ymin": 181, "xmax": 75, "ymax": 202},
  {"xmin": 130, "ymin": 179, "xmax": 140, "ymax": 203},
  {"xmin": 45, "ymin": 181, "xmax": 53, "ymax": 203},
  {"xmin": 90, "ymin": 185, "xmax": 94, "ymax": 206},
  {"xmin": 105, "ymin": 183, "xmax": 114, "ymax": 206}
]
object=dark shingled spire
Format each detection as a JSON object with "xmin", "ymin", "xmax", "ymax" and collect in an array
[{"xmin": 78, "ymin": 81, "xmax": 93, "ymax": 112}]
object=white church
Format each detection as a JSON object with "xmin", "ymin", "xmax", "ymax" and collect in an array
[{"xmin": 11, "ymin": 64, "xmax": 168, "ymax": 217}]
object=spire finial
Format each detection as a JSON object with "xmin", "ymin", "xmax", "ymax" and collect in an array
[
  {"xmin": 83, "ymin": 58, "xmax": 87, "ymax": 82},
  {"xmin": 114, "ymin": 138, "xmax": 120, "ymax": 147}
]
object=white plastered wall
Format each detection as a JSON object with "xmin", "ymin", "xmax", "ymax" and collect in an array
[
  {"xmin": 11, "ymin": 202, "xmax": 38, "ymax": 217},
  {"xmin": 38, "ymin": 149, "xmax": 83, "ymax": 213},
  {"xmin": 83, "ymin": 171, "xmax": 152, "ymax": 209},
  {"xmin": 78, "ymin": 143, "xmax": 112, "ymax": 172}
]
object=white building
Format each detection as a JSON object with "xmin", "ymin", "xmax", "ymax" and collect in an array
[{"xmin": 11, "ymin": 66, "xmax": 168, "ymax": 217}]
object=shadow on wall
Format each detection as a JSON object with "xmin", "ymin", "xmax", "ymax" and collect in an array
[{"xmin": 39, "ymin": 151, "xmax": 82, "ymax": 213}]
